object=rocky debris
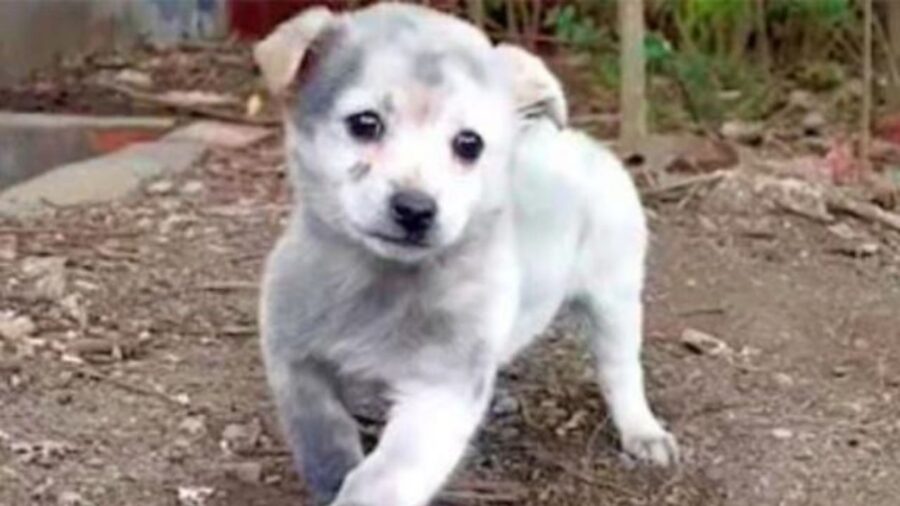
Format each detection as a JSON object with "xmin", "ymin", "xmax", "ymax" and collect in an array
[
  {"xmin": 146, "ymin": 179, "xmax": 175, "ymax": 195},
  {"xmin": 700, "ymin": 172, "xmax": 760, "ymax": 216},
  {"xmin": 221, "ymin": 461, "xmax": 264, "ymax": 484},
  {"xmin": 701, "ymin": 171, "xmax": 835, "ymax": 224},
  {"xmin": 761, "ymin": 177, "xmax": 833, "ymax": 223},
  {"xmin": 178, "ymin": 415, "xmax": 208, "ymax": 438},
  {"xmin": 180, "ymin": 180, "xmax": 205, "ymax": 195},
  {"xmin": 220, "ymin": 419, "xmax": 262, "ymax": 456},
  {"xmin": 57, "ymin": 490, "xmax": 90, "ymax": 506},
  {"xmin": 0, "ymin": 234, "xmax": 17, "ymax": 261},
  {"xmin": 491, "ymin": 392, "xmax": 520, "ymax": 417},
  {"xmin": 176, "ymin": 486, "xmax": 215, "ymax": 506},
  {"xmin": 113, "ymin": 69, "xmax": 153, "ymax": 89},
  {"xmin": 11, "ymin": 439, "xmax": 75, "ymax": 467},
  {"xmin": 0, "ymin": 312, "xmax": 36, "ymax": 341},
  {"xmin": 21, "ymin": 256, "xmax": 67, "ymax": 300}
]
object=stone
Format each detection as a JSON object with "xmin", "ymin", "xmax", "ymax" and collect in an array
[
  {"xmin": 721, "ymin": 120, "xmax": 764, "ymax": 145},
  {"xmin": 176, "ymin": 486, "xmax": 214, "ymax": 506},
  {"xmin": 178, "ymin": 415, "xmax": 207, "ymax": 438},
  {"xmin": 788, "ymin": 89, "xmax": 815, "ymax": 110},
  {"xmin": 680, "ymin": 328, "xmax": 730, "ymax": 356},
  {"xmin": 771, "ymin": 428, "xmax": 793, "ymax": 440},
  {"xmin": 147, "ymin": 179, "xmax": 175, "ymax": 195},
  {"xmin": 491, "ymin": 392, "xmax": 520, "ymax": 416},
  {"xmin": 180, "ymin": 180, "xmax": 205, "ymax": 195},
  {"xmin": 802, "ymin": 111, "xmax": 826, "ymax": 135},
  {"xmin": 113, "ymin": 69, "xmax": 153, "ymax": 89},
  {"xmin": 220, "ymin": 419, "xmax": 261, "ymax": 455},
  {"xmin": 0, "ymin": 312, "xmax": 36, "ymax": 340}
]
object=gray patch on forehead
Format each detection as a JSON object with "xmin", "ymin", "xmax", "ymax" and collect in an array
[
  {"xmin": 412, "ymin": 49, "xmax": 487, "ymax": 87},
  {"xmin": 293, "ymin": 41, "xmax": 364, "ymax": 132}
]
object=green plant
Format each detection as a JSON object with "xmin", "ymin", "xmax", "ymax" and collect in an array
[{"xmin": 545, "ymin": 4, "xmax": 603, "ymax": 51}]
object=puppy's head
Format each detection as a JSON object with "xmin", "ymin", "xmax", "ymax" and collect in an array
[{"xmin": 256, "ymin": 5, "xmax": 563, "ymax": 263}]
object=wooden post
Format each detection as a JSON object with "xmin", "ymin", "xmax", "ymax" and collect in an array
[
  {"xmin": 862, "ymin": 0, "xmax": 873, "ymax": 173},
  {"xmin": 619, "ymin": 0, "xmax": 647, "ymax": 152},
  {"xmin": 467, "ymin": 0, "xmax": 485, "ymax": 29},
  {"xmin": 887, "ymin": 0, "xmax": 900, "ymax": 103}
]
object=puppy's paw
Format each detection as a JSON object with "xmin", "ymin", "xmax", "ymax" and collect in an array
[{"xmin": 621, "ymin": 426, "xmax": 679, "ymax": 467}]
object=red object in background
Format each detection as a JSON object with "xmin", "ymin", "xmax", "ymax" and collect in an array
[
  {"xmin": 227, "ymin": 0, "xmax": 372, "ymax": 40},
  {"xmin": 228, "ymin": 0, "xmax": 327, "ymax": 40},
  {"xmin": 227, "ymin": 0, "xmax": 462, "ymax": 40},
  {"xmin": 876, "ymin": 112, "xmax": 900, "ymax": 146}
]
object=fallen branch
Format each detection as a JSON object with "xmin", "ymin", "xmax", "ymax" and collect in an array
[
  {"xmin": 640, "ymin": 171, "xmax": 728, "ymax": 201},
  {"xmin": 99, "ymin": 82, "xmax": 279, "ymax": 127},
  {"xmin": 826, "ymin": 191, "xmax": 900, "ymax": 232}
]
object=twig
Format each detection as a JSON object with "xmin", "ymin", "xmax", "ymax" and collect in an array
[
  {"xmin": 529, "ymin": 450, "xmax": 639, "ymax": 498},
  {"xmin": 640, "ymin": 171, "xmax": 728, "ymax": 201},
  {"xmin": 439, "ymin": 478, "xmax": 527, "ymax": 504},
  {"xmin": 676, "ymin": 305, "xmax": 728, "ymax": 317},
  {"xmin": 99, "ymin": 82, "xmax": 279, "ymax": 127},
  {"xmin": 69, "ymin": 363, "xmax": 186, "ymax": 408},
  {"xmin": 196, "ymin": 281, "xmax": 258, "ymax": 292},
  {"xmin": 438, "ymin": 489, "xmax": 523, "ymax": 504}
]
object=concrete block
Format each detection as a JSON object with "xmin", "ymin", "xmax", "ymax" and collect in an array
[{"xmin": 0, "ymin": 140, "xmax": 206, "ymax": 216}]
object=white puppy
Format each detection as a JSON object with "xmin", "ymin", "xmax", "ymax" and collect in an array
[{"xmin": 255, "ymin": 5, "xmax": 677, "ymax": 506}]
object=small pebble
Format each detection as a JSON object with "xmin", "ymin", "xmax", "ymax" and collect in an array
[{"xmin": 772, "ymin": 428, "xmax": 793, "ymax": 440}]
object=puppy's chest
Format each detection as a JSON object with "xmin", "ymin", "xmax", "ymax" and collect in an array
[{"xmin": 316, "ymin": 273, "xmax": 488, "ymax": 378}]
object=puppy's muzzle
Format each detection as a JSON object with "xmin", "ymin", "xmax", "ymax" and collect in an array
[{"xmin": 390, "ymin": 189, "xmax": 437, "ymax": 242}]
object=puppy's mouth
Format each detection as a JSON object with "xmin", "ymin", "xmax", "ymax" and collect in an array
[{"xmin": 365, "ymin": 230, "xmax": 432, "ymax": 249}]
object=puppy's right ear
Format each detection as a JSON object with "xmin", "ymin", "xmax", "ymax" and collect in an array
[{"xmin": 253, "ymin": 7, "xmax": 336, "ymax": 95}]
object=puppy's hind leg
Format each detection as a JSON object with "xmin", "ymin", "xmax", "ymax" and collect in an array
[
  {"xmin": 267, "ymin": 358, "xmax": 364, "ymax": 505},
  {"xmin": 572, "ymin": 259, "xmax": 678, "ymax": 466}
]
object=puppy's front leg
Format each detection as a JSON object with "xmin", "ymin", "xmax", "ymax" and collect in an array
[
  {"xmin": 267, "ymin": 358, "xmax": 364, "ymax": 504},
  {"xmin": 582, "ymin": 280, "xmax": 679, "ymax": 466},
  {"xmin": 331, "ymin": 375, "xmax": 493, "ymax": 506}
]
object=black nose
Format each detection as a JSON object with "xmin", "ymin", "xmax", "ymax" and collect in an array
[{"xmin": 390, "ymin": 189, "xmax": 437, "ymax": 237}]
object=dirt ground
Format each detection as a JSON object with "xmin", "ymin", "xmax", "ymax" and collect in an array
[{"xmin": 2, "ymin": 46, "xmax": 900, "ymax": 506}]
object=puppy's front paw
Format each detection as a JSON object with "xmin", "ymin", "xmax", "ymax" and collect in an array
[{"xmin": 621, "ymin": 426, "xmax": 679, "ymax": 466}]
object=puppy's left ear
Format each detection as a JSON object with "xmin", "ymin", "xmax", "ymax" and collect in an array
[
  {"xmin": 253, "ymin": 7, "xmax": 336, "ymax": 95},
  {"xmin": 495, "ymin": 44, "xmax": 568, "ymax": 129}
]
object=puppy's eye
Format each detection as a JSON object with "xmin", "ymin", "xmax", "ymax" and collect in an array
[
  {"xmin": 345, "ymin": 111, "xmax": 384, "ymax": 142},
  {"xmin": 452, "ymin": 130, "xmax": 484, "ymax": 163}
]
